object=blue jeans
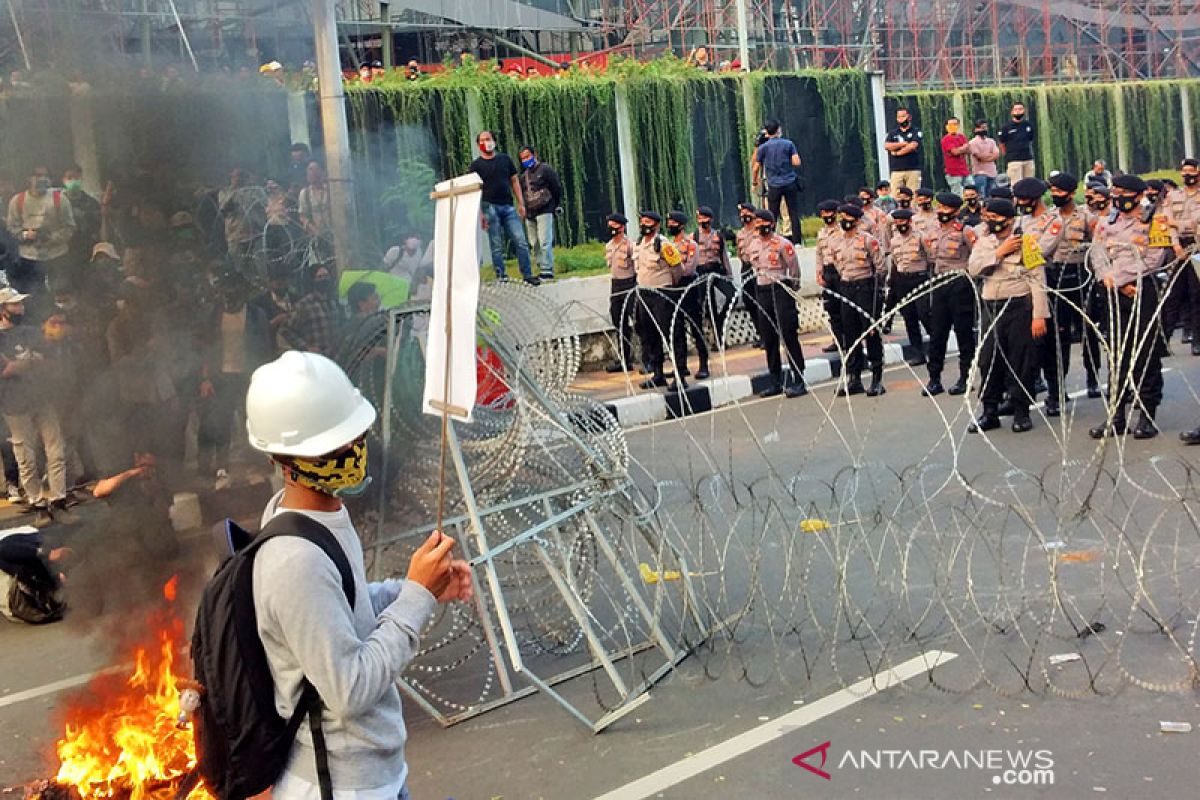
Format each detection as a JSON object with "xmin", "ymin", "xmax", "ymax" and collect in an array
[
  {"xmin": 483, "ymin": 202, "xmax": 533, "ymax": 279},
  {"xmin": 972, "ymin": 174, "xmax": 995, "ymax": 198},
  {"xmin": 524, "ymin": 213, "xmax": 555, "ymax": 277}
]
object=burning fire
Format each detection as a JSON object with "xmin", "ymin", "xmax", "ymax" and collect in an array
[{"xmin": 50, "ymin": 577, "xmax": 211, "ymax": 800}]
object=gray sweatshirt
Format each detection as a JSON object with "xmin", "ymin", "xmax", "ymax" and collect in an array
[{"xmin": 253, "ymin": 491, "xmax": 436, "ymax": 792}]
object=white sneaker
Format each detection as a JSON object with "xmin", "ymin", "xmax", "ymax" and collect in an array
[{"xmin": 214, "ymin": 469, "xmax": 230, "ymax": 491}]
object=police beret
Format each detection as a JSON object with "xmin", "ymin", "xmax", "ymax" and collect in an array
[
  {"xmin": 1146, "ymin": 179, "xmax": 1164, "ymax": 192},
  {"xmin": 606, "ymin": 213, "xmax": 627, "ymax": 226},
  {"xmin": 754, "ymin": 209, "xmax": 776, "ymax": 224},
  {"xmin": 891, "ymin": 208, "xmax": 914, "ymax": 220},
  {"xmin": 842, "ymin": 195, "xmax": 864, "ymax": 207},
  {"xmin": 737, "ymin": 202, "xmax": 756, "ymax": 213},
  {"xmin": 838, "ymin": 204, "xmax": 864, "ymax": 219},
  {"xmin": 916, "ymin": 187, "xmax": 934, "ymax": 198},
  {"xmin": 667, "ymin": 210, "xmax": 689, "ymax": 225},
  {"xmin": 985, "ymin": 198, "xmax": 1017, "ymax": 217},
  {"xmin": 1112, "ymin": 174, "xmax": 1147, "ymax": 193},
  {"xmin": 897, "ymin": 186, "xmax": 914, "ymax": 197},
  {"xmin": 1011, "ymin": 178, "xmax": 1047, "ymax": 199},
  {"xmin": 817, "ymin": 199, "xmax": 840, "ymax": 212},
  {"xmin": 696, "ymin": 205, "xmax": 715, "ymax": 218},
  {"xmin": 640, "ymin": 211, "xmax": 662, "ymax": 223},
  {"xmin": 1092, "ymin": 186, "xmax": 1110, "ymax": 197},
  {"xmin": 935, "ymin": 192, "xmax": 962, "ymax": 209},
  {"xmin": 1048, "ymin": 172, "xmax": 1078, "ymax": 192},
  {"xmin": 1183, "ymin": 158, "xmax": 1199, "ymax": 169},
  {"xmin": 990, "ymin": 187, "xmax": 1013, "ymax": 199}
]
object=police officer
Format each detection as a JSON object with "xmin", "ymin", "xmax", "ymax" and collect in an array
[
  {"xmin": 967, "ymin": 198, "xmax": 1049, "ymax": 434},
  {"xmin": 736, "ymin": 202, "xmax": 764, "ymax": 348},
  {"xmin": 1044, "ymin": 172, "xmax": 1103, "ymax": 400},
  {"xmin": 633, "ymin": 211, "xmax": 686, "ymax": 391},
  {"xmin": 603, "ymin": 213, "xmax": 639, "ymax": 373},
  {"xmin": 831, "ymin": 204, "xmax": 886, "ymax": 397},
  {"xmin": 923, "ymin": 192, "xmax": 977, "ymax": 396},
  {"xmin": 887, "ymin": 208, "xmax": 933, "ymax": 366},
  {"xmin": 749, "ymin": 210, "xmax": 807, "ymax": 398},
  {"xmin": 666, "ymin": 210, "xmax": 708, "ymax": 379},
  {"xmin": 959, "ymin": 184, "xmax": 984, "ymax": 229},
  {"xmin": 693, "ymin": 205, "xmax": 735, "ymax": 351},
  {"xmin": 895, "ymin": 186, "xmax": 915, "ymax": 212},
  {"xmin": 1088, "ymin": 175, "xmax": 1163, "ymax": 440},
  {"xmin": 815, "ymin": 199, "xmax": 844, "ymax": 353},
  {"xmin": 1011, "ymin": 177, "xmax": 1067, "ymax": 412},
  {"xmin": 1166, "ymin": 158, "xmax": 1200, "ymax": 357},
  {"xmin": 914, "ymin": 187, "xmax": 938, "ymax": 235}
]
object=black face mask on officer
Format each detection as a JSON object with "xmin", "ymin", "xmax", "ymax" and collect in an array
[
  {"xmin": 1146, "ymin": 192, "xmax": 1160, "ymax": 205},
  {"xmin": 894, "ymin": 223, "xmax": 911, "ymax": 235},
  {"xmin": 666, "ymin": 223, "xmax": 683, "ymax": 236},
  {"xmin": 839, "ymin": 217, "xmax": 857, "ymax": 232},
  {"xmin": 739, "ymin": 214, "xmax": 753, "ymax": 226},
  {"xmin": 964, "ymin": 197, "xmax": 980, "ymax": 209},
  {"xmin": 639, "ymin": 223, "xmax": 656, "ymax": 237},
  {"xmin": 1089, "ymin": 199, "xmax": 1110, "ymax": 212},
  {"xmin": 820, "ymin": 213, "xmax": 836, "ymax": 226},
  {"xmin": 1184, "ymin": 173, "xmax": 1199, "ymax": 186},
  {"xmin": 936, "ymin": 210, "xmax": 956, "ymax": 224},
  {"xmin": 1050, "ymin": 192, "xmax": 1071, "ymax": 208},
  {"xmin": 757, "ymin": 223, "xmax": 773, "ymax": 238},
  {"xmin": 608, "ymin": 226, "xmax": 622, "ymax": 239},
  {"xmin": 897, "ymin": 198, "xmax": 912, "ymax": 209},
  {"xmin": 1015, "ymin": 200, "xmax": 1035, "ymax": 215},
  {"xmin": 917, "ymin": 198, "xmax": 932, "ymax": 211},
  {"xmin": 986, "ymin": 217, "xmax": 1011, "ymax": 235},
  {"xmin": 698, "ymin": 217, "xmax": 711, "ymax": 230},
  {"xmin": 1113, "ymin": 194, "xmax": 1139, "ymax": 214}
]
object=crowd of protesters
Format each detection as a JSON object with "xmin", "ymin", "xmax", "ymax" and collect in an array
[{"xmin": 0, "ymin": 145, "xmax": 419, "ymax": 530}]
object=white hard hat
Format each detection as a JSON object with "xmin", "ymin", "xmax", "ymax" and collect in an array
[{"xmin": 246, "ymin": 351, "xmax": 377, "ymax": 457}]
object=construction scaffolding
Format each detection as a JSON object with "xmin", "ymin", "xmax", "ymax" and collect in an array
[{"xmin": 4, "ymin": 0, "xmax": 1199, "ymax": 87}]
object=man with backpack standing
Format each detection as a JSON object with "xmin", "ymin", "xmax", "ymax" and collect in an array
[
  {"xmin": 193, "ymin": 350, "xmax": 473, "ymax": 800},
  {"xmin": 518, "ymin": 145, "xmax": 563, "ymax": 282},
  {"xmin": 6, "ymin": 166, "xmax": 75, "ymax": 294}
]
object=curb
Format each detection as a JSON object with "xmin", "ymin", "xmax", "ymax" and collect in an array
[{"xmin": 602, "ymin": 334, "xmax": 960, "ymax": 428}]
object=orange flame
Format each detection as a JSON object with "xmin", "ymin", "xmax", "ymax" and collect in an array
[{"xmin": 52, "ymin": 579, "xmax": 211, "ymax": 800}]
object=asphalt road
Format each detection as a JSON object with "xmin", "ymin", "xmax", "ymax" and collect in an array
[{"xmin": 5, "ymin": 348, "xmax": 1200, "ymax": 799}]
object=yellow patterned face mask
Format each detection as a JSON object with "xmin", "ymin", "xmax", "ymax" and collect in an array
[{"xmin": 283, "ymin": 437, "xmax": 370, "ymax": 497}]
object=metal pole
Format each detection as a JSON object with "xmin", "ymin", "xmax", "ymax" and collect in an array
[
  {"xmin": 869, "ymin": 70, "xmax": 889, "ymax": 184},
  {"xmin": 614, "ymin": 85, "xmax": 640, "ymax": 224},
  {"xmin": 1182, "ymin": 87, "xmax": 1195, "ymax": 161},
  {"xmin": 311, "ymin": 0, "xmax": 358, "ymax": 268},
  {"xmin": 6, "ymin": 0, "xmax": 30, "ymax": 71},
  {"xmin": 166, "ymin": 0, "xmax": 198, "ymax": 71},
  {"xmin": 734, "ymin": 0, "xmax": 750, "ymax": 69}
]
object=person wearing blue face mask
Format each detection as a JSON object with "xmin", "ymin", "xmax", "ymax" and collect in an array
[{"xmin": 517, "ymin": 145, "xmax": 562, "ymax": 281}]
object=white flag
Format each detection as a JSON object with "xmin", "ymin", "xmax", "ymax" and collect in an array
[{"xmin": 423, "ymin": 173, "xmax": 483, "ymax": 422}]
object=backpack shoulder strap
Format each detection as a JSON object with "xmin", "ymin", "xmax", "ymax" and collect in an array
[
  {"xmin": 53, "ymin": 190, "xmax": 61, "ymax": 211},
  {"xmin": 252, "ymin": 511, "xmax": 357, "ymax": 608}
]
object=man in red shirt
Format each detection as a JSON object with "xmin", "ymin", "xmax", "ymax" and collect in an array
[{"xmin": 940, "ymin": 118, "xmax": 970, "ymax": 195}]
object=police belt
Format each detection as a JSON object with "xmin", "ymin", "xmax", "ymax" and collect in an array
[
  {"xmin": 696, "ymin": 262, "xmax": 726, "ymax": 275},
  {"xmin": 840, "ymin": 275, "xmax": 879, "ymax": 287},
  {"xmin": 984, "ymin": 294, "xmax": 1031, "ymax": 311}
]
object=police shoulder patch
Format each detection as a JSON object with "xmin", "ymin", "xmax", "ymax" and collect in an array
[
  {"xmin": 784, "ymin": 243, "xmax": 795, "ymax": 257},
  {"xmin": 952, "ymin": 222, "xmax": 963, "ymax": 231},
  {"xmin": 1049, "ymin": 221, "xmax": 1062, "ymax": 235}
]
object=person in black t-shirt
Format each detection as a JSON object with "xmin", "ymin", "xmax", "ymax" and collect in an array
[
  {"xmin": 998, "ymin": 103, "xmax": 1036, "ymax": 183},
  {"xmin": 470, "ymin": 131, "xmax": 538, "ymax": 286},
  {"xmin": 884, "ymin": 108, "xmax": 924, "ymax": 190}
]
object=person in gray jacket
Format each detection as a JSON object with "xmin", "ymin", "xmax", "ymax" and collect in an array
[{"xmin": 245, "ymin": 350, "xmax": 474, "ymax": 799}]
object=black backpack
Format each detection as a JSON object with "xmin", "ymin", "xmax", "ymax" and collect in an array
[{"xmin": 191, "ymin": 512, "xmax": 356, "ymax": 800}]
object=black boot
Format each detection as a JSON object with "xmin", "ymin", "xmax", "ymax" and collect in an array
[
  {"xmin": 784, "ymin": 373, "xmax": 808, "ymax": 398},
  {"xmin": 865, "ymin": 365, "xmax": 886, "ymax": 397},
  {"xmin": 837, "ymin": 373, "xmax": 865, "ymax": 397},
  {"xmin": 758, "ymin": 378, "xmax": 783, "ymax": 398},
  {"xmin": 947, "ymin": 368, "xmax": 969, "ymax": 395},
  {"xmin": 906, "ymin": 348, "xmax": 926, "ymax": 367},
  {"xmin": 1181, "ymin": 426, "xmax": 1200, "ymax": 445},
  {"xmin": 1011, "ymin": 412, "xmax": 1033, "ymax": 433},
  {"xmin": 996, "ymin": 399, "xmax": 1015, "ymax": 417},
  {"xmin": 605, "ymin": 361, "xmax": 628, "ymax": 373},
  {"xmin": 695, "ymin": 361, "xmax": 710, "ymax": 380},
  {"xmin": 1033, "ymin": 376, "xmax": 1048, "ymax": 395},
  {"xmin": 1086, "ymin": 379, "xmax": 1102, "ymax": 399},
  {"xmin": 1089, "ymin": 405, "xmax": 1128, "ymax": 439},
  {"xmin": 640, "ymin": 373, "xmax": 668, "ymax": 390},
  {"xmin": 968, "ymin": 405, "xmax": 1001, "ymax": 433},
  {"xmin": 1132, "ymin": 410, "xmax": 1158, "ymax": 440},
  {"xmin": 822, "ymin": 341, "xmax": 839, "ymax": 353},
  {"xmin": 1045, "ymin": 396, "xmax": 1060, "ymax": 417},
  {"xmin": 922, "ymin": 373, "xmax": 944, "ymax": 396}
]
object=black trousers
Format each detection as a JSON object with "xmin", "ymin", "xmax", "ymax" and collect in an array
[
  {"xmin": 1039, "ymin": 264, "xmax": 1072, "ymax": 399},
  {"xmin": 637, "ymin": 288, "xmax": 686, "ymax": 380},
  {"xmin": 821, "ymin": 264, "xmax": 845, "ymax": 346},
  {"xmin": 756, "ymin": 281, "xmax": 806, "ymax": 382},
  {"xmin": 670, "ymin": 275, "xmax": 709, "ymax": 371},
  {"xmin": 891, "ymin": 271, "xmax": 932, "ymax": 353},
  {"xmin": 927, "ymin": 275, "xmax": 977, "ymax": 380},
  {"xmin": 1161, "ymin": 235, "xmax": 1198, "ymax": 340},
  {"xmin": 696, "ymin": 264, "xmax": 736, "ymax": 348},
  {"xmin": 740, "ymin": 266, "xmax": 764, "ymax": 342},
  {"xmin": 1107, "ymin": 279, "xmax": 1164, "ymax": 412},
  {"xmin": 767, "ymin": 179, "xmax": 805, "ymax": 245},
  {"xmin": 979, "ymin": 296, "xmax": 1038, "ymax": 414},
  {"xmin": 198, "ymin": 372, "xmax": 251, "ymax": 473},
  {"xmin": 609, "ymin": 276, "xmax": 639, "ymax": 367},
  {"xmin": 838, "ymin": 277, "xmax": 884, "ymax": 374}
]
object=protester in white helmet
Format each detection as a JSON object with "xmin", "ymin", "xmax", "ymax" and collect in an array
[{"xmin": 246, "ymin": 350, "xmax": 473, "ymax": 800}]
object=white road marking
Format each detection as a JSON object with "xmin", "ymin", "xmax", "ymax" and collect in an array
[
  {"xmin": 592, "ymin": 650, "xmax": 958, "ymax": 800},
  {"xmin": 0, "ymin": 665, "xmax": 128, "ymax": 710}
]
